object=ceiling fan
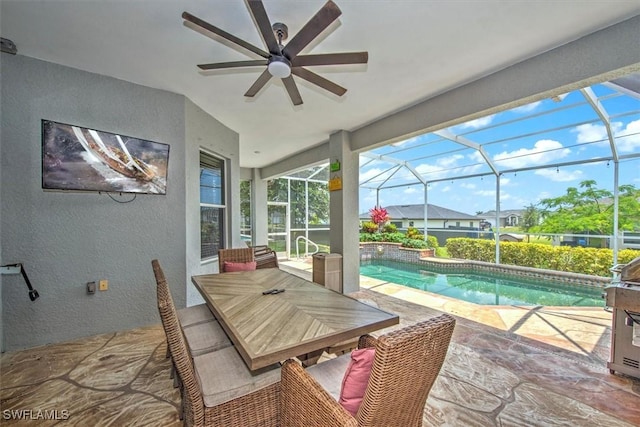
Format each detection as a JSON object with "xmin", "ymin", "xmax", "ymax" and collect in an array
[{"xmin": 182, "ymin": 0, "xmax": 368, "ymax": 106}]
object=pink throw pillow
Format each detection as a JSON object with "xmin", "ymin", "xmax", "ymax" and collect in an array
[
  {"xmin": 339, "ymin": 347, "xmax": 375, "ymax": 417},
  {"xmin": 223, "ymin": 261, "xmax": 257, "ymax": 272}
]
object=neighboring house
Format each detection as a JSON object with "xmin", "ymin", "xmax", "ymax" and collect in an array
[
  {"xmin": 360, "ymin": 204, "xmax": 480, "ymax": 229},
  {"xmin": 478, "ymin": 209, "xmax": 525, "ymax": 228}
]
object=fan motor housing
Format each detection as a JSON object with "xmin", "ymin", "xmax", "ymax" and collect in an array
[{"xmin": 272, "ymin": 22, "xmax": 288, "ymax": 41}]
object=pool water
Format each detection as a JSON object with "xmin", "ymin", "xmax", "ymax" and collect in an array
[{"xmin": 360, "ymin": 260, "xmax": 604, "ymax": 306}]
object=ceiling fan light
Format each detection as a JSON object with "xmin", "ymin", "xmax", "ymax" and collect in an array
[{"xmin": 268, "ymin": 57, "xmax": 291, "ymax": 78}]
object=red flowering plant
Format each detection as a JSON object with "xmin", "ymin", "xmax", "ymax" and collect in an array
[{"xmin": 369, "ymin": 206, "xmax": 390, "ymax": 232}]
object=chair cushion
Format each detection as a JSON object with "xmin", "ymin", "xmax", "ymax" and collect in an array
[
  {"xmin": 224, "ymin": 261, "xmax": 257, "ymax": 272},
  {"xmin": 306, "ymin": 353, "xmax": 352, "ymax": 400},
  {"xmin": 182, "ymin": 320, "xmax": 232, "ymax": 357},
  {"xmin": 339, "ymin": 348, "xmax": 376, "ymax": 416},
  {"xmin": 177, "ymin": 303, "xmax": 215, "ymax": 326},
  {"xmin": 193, "ymin": 346, "xmax": 281, "ymax": 407}
]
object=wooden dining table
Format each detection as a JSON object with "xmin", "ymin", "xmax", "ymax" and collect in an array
[{"xmin": 191, "ymin": 268, "xmax": 399, "ymax": 371}]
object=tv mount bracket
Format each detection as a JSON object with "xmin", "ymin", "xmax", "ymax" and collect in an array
[{"xmin": 0, "ymin": 263, "xmax": 40, "ymax": 301}]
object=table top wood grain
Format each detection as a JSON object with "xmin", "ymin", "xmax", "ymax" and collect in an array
[{"xmin": 191, "ymin": 268, "xmax": 399, "ymax": 370}]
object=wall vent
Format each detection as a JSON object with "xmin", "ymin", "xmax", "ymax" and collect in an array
[{"xmin": 622, "ymin": 357, "xmax": 639, "ymax": 370}]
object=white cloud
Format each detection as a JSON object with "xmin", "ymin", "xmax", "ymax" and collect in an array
[
  {"xmin": 537, "ymin": 191, "xmax": 552, "ymax": 200},
  {"xmin": 572, "ymin": 119, "xmax": 640, "ymax": 153},
  {"xmin": 458, "ymin": 114, "xmax": 497, "ymax": 130},
  {"xmin": 437, "ymin": 154, "xmax": 465, "ymax": 168},
  {"xmin": 534, "ymin": 168, "xmax": 584, "ymax": 182},
  {"xmin": 390, "ymin": 136, "xmax": 420, "ymax": 147},
  {"xmin": 510, "ymin": 196, "xmax": 530, "ymax": 208},
  {"xmin": 500, "ymin": 177, "xmax": 511, "ymax": 186},
  {"xmin": 512, "ymin": 101, "xmax": 543, "ymax": 114},
  {"xmin": 493, "ymin": 139, "xmax": 570, "ymax": 169},
  {"xmin": 404, "ymin": 187, "xmax": 418, "ymax": 194},
  {"xmin": 360, "ymin": 190, "xmax": 377, "ymax": 207},
  {"xmin": 441, "ymin": 186, "xmax": 451, "ymax": 193},
  {"xmin": 460, "ymin": 183, "xmax": 476, "ymax": 189},
  {"xmin": 573, "ymin": 123, "xmax": 610, "ymax": 144},
  {"xmin": 359, "ymin": 167, "xmax": 385, "ymax": 183},
  {"xmin": 414, "ymin": 153, "xmax": 484, "ymax": 180},
  {"xmin": 615, "ymin": 119, "xmax": 640, "ymax": 153},
  {"xmin": 475, "ymin": 190, "xmax": 495, "ymax": 197}
]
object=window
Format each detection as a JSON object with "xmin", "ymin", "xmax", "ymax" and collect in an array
[
  {"xmin": 240, "ymin": 180, "xmax": 252, "ymax": 244},
  {"xmin": 200, "ymin": 152, "xmax": 225, "ymax": 260}
]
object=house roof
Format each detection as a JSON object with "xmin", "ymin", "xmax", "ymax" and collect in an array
[
  {"xmin": 360, "ymin": 204, "xmax": 477, "ymax": 221},
  {"xmin": 480, "ymin": 210, "xmax": 525, "ymax": 219}
]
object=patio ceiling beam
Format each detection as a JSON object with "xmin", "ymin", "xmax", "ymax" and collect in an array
[
  {"xmin": 433, "ymin": 129, "xmax": 499, "ymax": 176},
  {"xmin": 580, "ymin": 87, "xmax": 619, "ymax": 162}
]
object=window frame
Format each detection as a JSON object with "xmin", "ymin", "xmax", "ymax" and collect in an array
[{"xmin": 200, "ymin": 151, "xmax": 227, "ymax": 262}]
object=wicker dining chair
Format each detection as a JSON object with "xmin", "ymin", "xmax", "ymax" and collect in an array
[
  {"xmin": 217, "ymin": 248, "xmax": 255, "ymax": 272},
  {"xmin": 251, "ymin": 245, "xmax": 279, "ymax": 269},
  {"xmin": 152, "ymin": 260, "xmax": 215, "ymax": 325},
  {"xmin": 280, "ymin": 313, "xmax": 456, "ymax": 427},
  {"xmin": 158, "ymin": 291, "xmax": 280, "ymax": 427},
  {"xmin": 153, "ymin": 260, "xmax": 231, "ymax": 355}
]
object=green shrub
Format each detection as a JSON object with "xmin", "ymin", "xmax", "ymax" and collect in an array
[
  {"xmin": 383, "ymin": 223, "xmax": 398, "ymax": 233},
  {"xmin": 381, "ymin": 232, "xmax": 405, "ymax": 243},
  {"xmin": 426, "ymin": 235, "xmax": 439, "ymax": 248},
  {"xmin": 360, "ymin": 232, "xmax": 383, "ymax": 242},
  {"xmin": 360, "ymin": 232, "xmax": 406, "ymax": 243},
  {"xmin": 444, "ymin": 237, "xmax": 640, "ymax": 277},
  {"xmin": 401, "ymin": 238, "xmax": 430, "ymax": 249},
  {"xmin": 405, "ymin": 227, "xmax": 423, "ymax": 240},
  {"xmin": 361, "ymin": 221, "xmax": 378, "ymax": 233},
  {"xmin": 436, "ymin": 247, "xmax": 449, "ymax": 257}
]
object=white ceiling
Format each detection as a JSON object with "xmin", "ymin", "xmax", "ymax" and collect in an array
[{"xmin": 2, "ymin": 1, "xmax": 639, "ymax": 169}]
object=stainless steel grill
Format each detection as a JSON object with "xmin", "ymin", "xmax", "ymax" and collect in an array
[{"xmin": 605, "ymin": 258, "xmax": 640, "ymax": 379}]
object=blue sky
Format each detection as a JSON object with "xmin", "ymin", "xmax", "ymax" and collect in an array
[{"xmin": 359, "ymin": 82, "xmax": 640, "ymax": 216}]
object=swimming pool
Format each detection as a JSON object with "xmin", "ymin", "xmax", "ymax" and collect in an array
[{"xmin": 360, "ymin": 259, "xmax": 604, "ymax": 306}]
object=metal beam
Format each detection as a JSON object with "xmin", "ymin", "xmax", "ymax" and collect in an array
[
  {"xmin": 360, "ymin": 152, "xmax": 426, "ymax": 185},
  {"xmin": 434, "ymin": 129, "xmax": 499, "ymax": 176},
  {"xmin": 580, "ymin": 87, "xmax": 619, "ymax": 162}
]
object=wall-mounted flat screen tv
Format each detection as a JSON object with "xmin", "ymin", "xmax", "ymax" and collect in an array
[{"xmin": 42, "ymin": 120, "xmax": 169, "ymax": 195}]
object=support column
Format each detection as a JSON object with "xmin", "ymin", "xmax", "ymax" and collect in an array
[
  {"xmin": 251, "ymin": 168, "xmax": 269, "ymax": 246},
  {"xmin": 329, "ymin": 131, "xmax": 360, "ymax": 294}
]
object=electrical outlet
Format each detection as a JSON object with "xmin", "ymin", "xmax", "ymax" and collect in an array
[
  {"xmin": 87, "ymin": 281, "xmax": 96, "ymax": 294},
  {"xmin": 99, "ymin": 280, "xmax": 108, "ymax": 291}
]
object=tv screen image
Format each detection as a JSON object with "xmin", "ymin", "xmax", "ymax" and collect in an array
[{"xmin": 42, "ymin": 120, "xmax": 169, "ymax": 195}]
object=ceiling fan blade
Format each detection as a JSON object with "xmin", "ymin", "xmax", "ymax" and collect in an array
[
  {"xmin": 246, "ymin": 0, "xmax": 280, "ymax": 55},
  {"xmin": 292, "ymin": 67, "xmax": 346, "ymax": 96},
  {"xmin": 245, "ymin": 69, "xmax": 273, "ymax": 97},
  {"xmin": 282, "ymin": 76, "xmax": 303, "ymax": 106},
  {"xmin": 282, "ymin": 0, "xmax": 341, "ymax": 59},
  {"xmin": 198, "ymin": 60, "xmax": 268, "ymax": 70},
  {"xmin": 182, "ymin": 11, "xmax": 269, "ymax": 59},
  {"xmin": 292, "ymin": 52, "xmax": 368, "ymax": 67}
]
